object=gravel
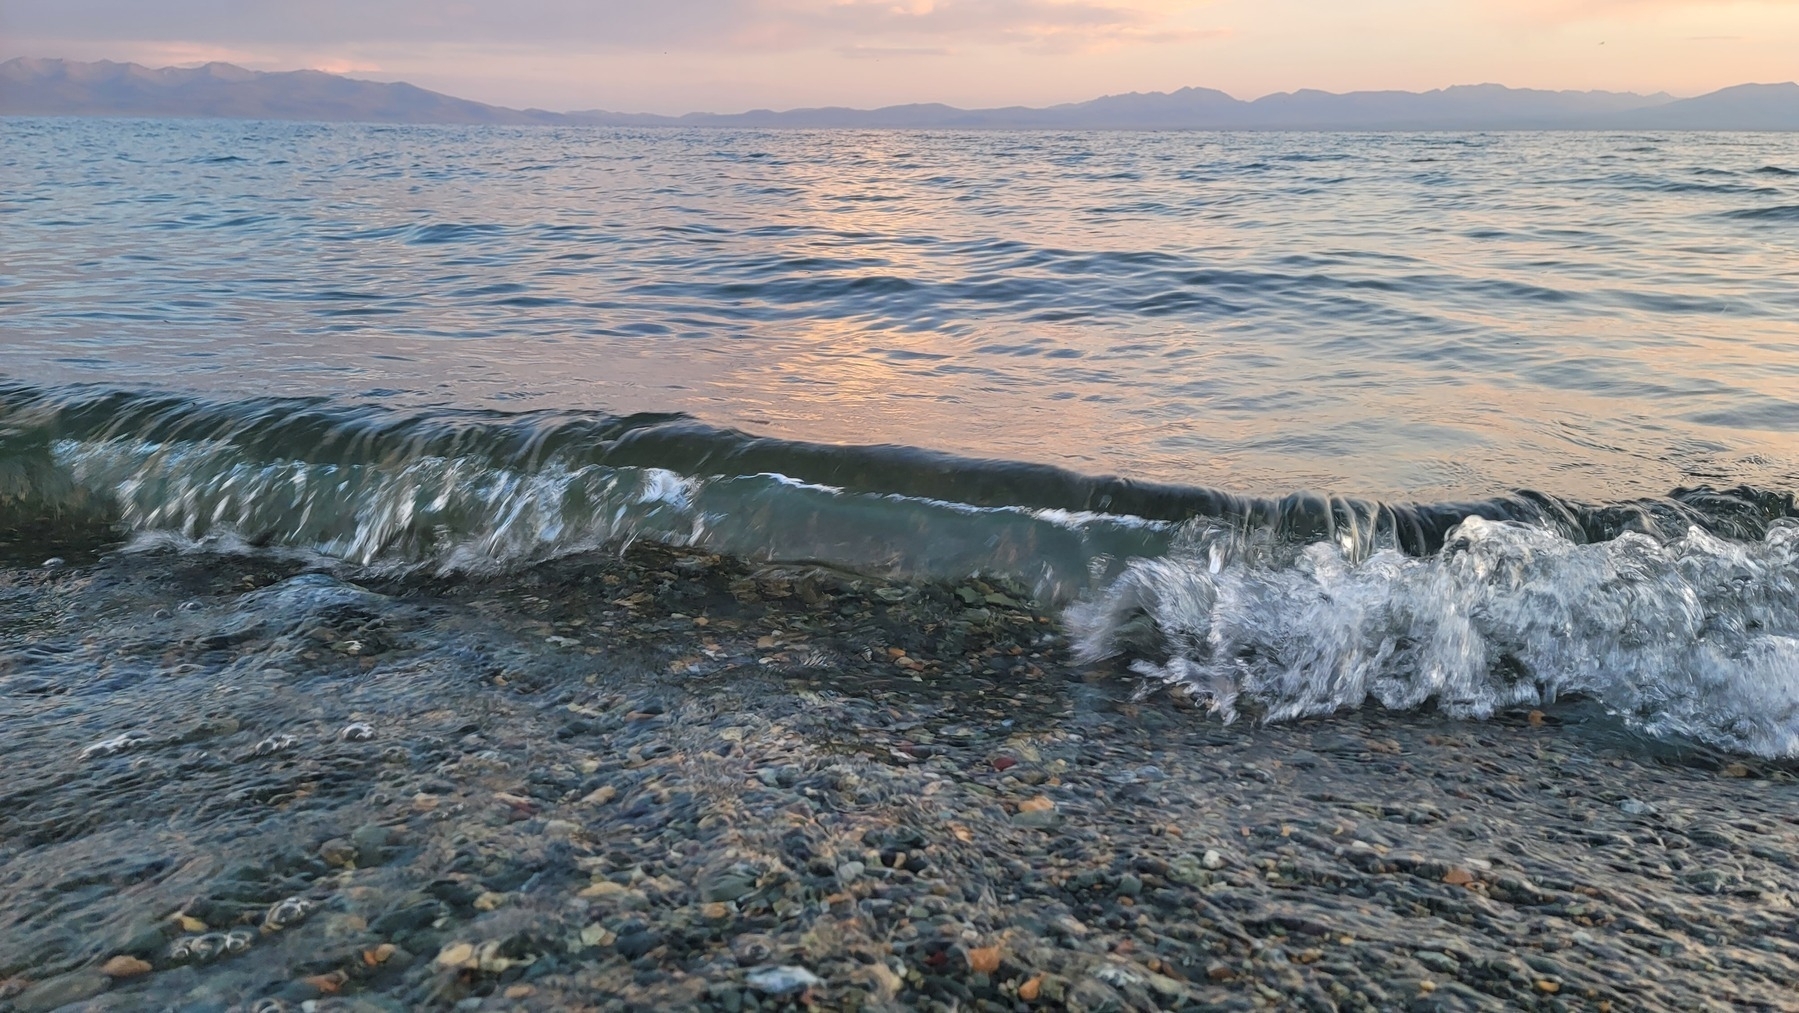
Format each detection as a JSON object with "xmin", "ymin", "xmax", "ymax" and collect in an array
[{"xmin": 0, "ymin": 541, "xmax": 1795, "ymax": 1011}]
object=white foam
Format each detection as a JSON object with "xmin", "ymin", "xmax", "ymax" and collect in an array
[{"xmin": 1071, "ymin": 516, "xmax": 1799, "ymax": 757}]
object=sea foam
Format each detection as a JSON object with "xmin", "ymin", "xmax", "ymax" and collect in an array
[{"xmin": 1072, "ymin": 516, "xmax": 1799, "ymax": 757}]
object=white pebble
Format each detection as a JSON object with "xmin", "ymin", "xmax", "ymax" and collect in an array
[{"xmin": 746, "ymin": 965, "xmax": 822, "ymax": 995}]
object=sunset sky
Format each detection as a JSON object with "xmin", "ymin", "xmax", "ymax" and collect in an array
[{"xmin": 5, "ymin": 0, "xmax": 1798, "ymax": 113}]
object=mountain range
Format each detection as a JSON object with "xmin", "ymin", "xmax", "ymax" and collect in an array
[{"xmin": 4, "ymin": 58, "xmax": 1798, "ymax": 131}]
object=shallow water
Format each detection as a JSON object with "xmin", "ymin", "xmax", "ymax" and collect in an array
[
  {"xmin": 3, "ymin": 119, "xmax": 1799, "ymax": 757},
  {"xmin": 3, "ymin": 544, "xmax": 1793, "ymax": 1011}
]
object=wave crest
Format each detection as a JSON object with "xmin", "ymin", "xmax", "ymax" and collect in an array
[{"xmin": 1071, "ymin": 516, "xmax": 1799, "ymax": 757}]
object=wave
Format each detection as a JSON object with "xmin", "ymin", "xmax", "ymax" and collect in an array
[
  {"xmin": 5, "ymin": 382, "xmax": 1799, "ymax": 755},
  {"xmin": 1071, "ymin": 517, "xmax": 1799, "ymax": 757},
  {"xmin": 1720, "ymin": 204, "xmax": 1799, "ymax": 222},
  {"xmin": 0, "ymin": 383, "xmax": 1180, "ymax": 596},
  {"xmin": 6, "ymin": 383, "xmax": 1791, "ymax": 566}
]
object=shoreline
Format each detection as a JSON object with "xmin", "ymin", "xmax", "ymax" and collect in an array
[{"xmin": 1, "ymin": 540, "xmax": 1795, "ymax": 1011}]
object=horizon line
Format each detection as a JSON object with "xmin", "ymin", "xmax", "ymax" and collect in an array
[{"xmin": 12, "ymin": 55, "xmax": 1794, "ymax": 118}]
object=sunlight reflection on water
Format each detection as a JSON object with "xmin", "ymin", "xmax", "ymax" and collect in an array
[{"xmin": 3, "ymin": 120, "xmax": 1797, "ymax": 500}]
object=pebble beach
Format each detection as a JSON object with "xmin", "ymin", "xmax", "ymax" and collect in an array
[{"xmin": 3, "ymin": 539, "xmax": 1796, "ymax": 1013}]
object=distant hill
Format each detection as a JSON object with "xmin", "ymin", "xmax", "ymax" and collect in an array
[
  {"xmin": 1613, "ymin": 83, "xmax": 1799, "ymax": 131},
  {"xmin": 4, "ymin": 58, "xmax": 1796, "ymax": 131},
  {"xmin": 0, "ymin": 58, "xmax": 559, "ymax": 125},
  {"xmin": 604, "ymin": 84, "xmax": 1676, "ymax": 131}
]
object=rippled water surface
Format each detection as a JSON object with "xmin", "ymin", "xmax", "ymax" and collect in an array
[
  {"xmin": 5, "ymin": 118, "xmax": 1799, "ymax": 756},
  {"xmin": 6, "ymin": 119, "xmax": 1798, "ymax": 500}
]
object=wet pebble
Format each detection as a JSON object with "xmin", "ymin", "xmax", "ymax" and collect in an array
[
  {"xmin": 700, "ymin": 866, "xmax": 761, "ymax": 902},
  {"xmin": 352, "ymin": 823, "xmax": 394, "ymax": 865},
  {"xmin": 319, "ymin": 838, "xmax": 357, "ymax": 867},
  {"xmin": 262, "ymin": 896, "xmax": 316, "ymax": 932},
  {"xmin": 745, "ymin": 965, "xmax": 822, "ymax": 995},
  {"xmin": 100, "ymin": 955, "xmax": 151, "ymax": 978},
  {"xmin": 7, "ymin": 537, "xmax": 1796, "ymax": 1013},
  {"xmin": 615, "ymin": 929, "xmax": 664, "ymax": 959},
  {"xmin": 168, "ymin": 932, "xmax": 232, "ymax": 964}
]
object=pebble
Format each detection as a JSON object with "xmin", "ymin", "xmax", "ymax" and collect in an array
[
  {"xmin": 1012, "ymin": 795, "xmax": 1062, "ymax": 828},
  {"xmin": 263, "ymin": 896, "xmax": 316, "ymax": 932},
  {"xmin": 351, "ymin": 823, "xmax": 393, "ymax": 865},
  {"xmin": 7, "ymin": 535, "xmax": 1796, "ymax": 1013},
  {"xmin": 436, "ymin": 942, "xmax": 475, "ymax": 968},
  {"xmin": 100, "ymin": 955, "xmax": 152, "ymax": 978},
  {"xmin": 1619, "ymin": 798, "xmax": 1657, "ymax": 816},
  {"xmin": 169, "ymin": 932, "xmax": 229, "ymax": 964},
  {"xmin": 745, "ymin": 965, "xmax": 822, "ymax": 995},
  {"xmin": 1416, "ymin": 951, "xmax": 1459, "ymax": 974},
  {"xmin": 1012, "ymin": 809, "xmax": 1062, "ymax": 828},
  {"xmin": 615, "ymin": 929, "xmax": 664, "ymax": 959},
  {"xmin": 319, "ymin": 838, "xmax": 357, "ymax": 867},
  {"xmin": 701, "ymin": 867, "xmax": 760, "ymax": 902}
]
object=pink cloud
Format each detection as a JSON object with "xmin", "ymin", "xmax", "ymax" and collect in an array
[{"xmin": 1493, "ymin": 0, "xmax": 1799, "ymax": 23}]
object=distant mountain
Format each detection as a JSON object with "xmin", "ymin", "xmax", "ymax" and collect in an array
[
  {"xmin": 600, "ymin": 84, "xmax": 1673, "ymax": 131},
  {"xmin": 1612, "ymin": 83, "xmax": 1799, "ymax": 131},
  {"xmin": 0, "ymin": 58, "xmax": 560, "ymax": 125},
  {"xmin": 1237, "ymin": 84, "xmax": 1671, "ymax": 130},
  {"xmin": 4, "ymin": 58, "xmax": 1796, "ymax": 131}
]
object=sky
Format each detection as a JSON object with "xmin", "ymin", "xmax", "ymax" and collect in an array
[{"xmin": 5, "ymin": 0, "xmax": 1799, "ymax": 114}]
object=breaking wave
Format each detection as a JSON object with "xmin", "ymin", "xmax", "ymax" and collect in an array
[
  {"xmin": 6, "ymin": 382, "xmax": 1799, "ymax": 755},
  {"xmin": 1072, "ymin": 518, "xmax": 1799, "ymax": 757}
]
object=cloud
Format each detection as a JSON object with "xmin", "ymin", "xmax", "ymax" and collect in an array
[
  {"xmin": 1, "ymin": 0, "xmax": 1212, "ymax": 55},
  {"xmin": 767, "ymin": 0, "xmax": 1223, "ymax": 55},
  {"xmin": 835, "ymin": 45, "xmax": 955, "ymax": 59},
  {"xmin": 1493, "ymin": 0, "xmax": 1799, "ymax": 23}
]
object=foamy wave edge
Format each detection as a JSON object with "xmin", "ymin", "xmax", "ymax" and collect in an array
[{"xmin": 1071, "ymin": 517, "xmax": 1799, "ymax": 757}]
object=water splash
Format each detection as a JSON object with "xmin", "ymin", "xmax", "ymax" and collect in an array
[
  {"xmin": 9, "ymin": 383, "xmax": 1799, "ymax": 756},
  {"xmin": 1072, "ymin": 517, "xmax": 1799, "ymax": 757}
]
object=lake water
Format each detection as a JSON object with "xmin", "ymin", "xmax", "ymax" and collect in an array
[{"xmin": 4, "ymin": 118, "xmax": 1799, "ymax": 753}]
